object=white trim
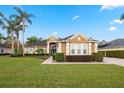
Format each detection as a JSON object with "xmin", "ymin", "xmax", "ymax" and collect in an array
[
  {"xmin": 94, "ymin": 43, "xmax": 98, "ymax": 53},
  {"xmin": 66, "ymin": 33, "xmax": 89, "ymax": 41},
  {"xmin": 58, "ymin": 42, "xmax": 61, "ymax": 52},
  {"xmin": 88, "ymin": 43, "xmax": 92, "ymax": 55},
  {"xmin": 66, "ymin": 43, "xmax": 69, "ymax": 55},
  {"xmin": 47, "ymin": 42, "xmax": 49, "ymax": 53},
  {"xmin": 70, "ymin": 44, "xmax": 88, "ymax": 55},
  {"xmin": 99, "ymin": 47, "xmax": 124, "ymax": 51},
  {"xmin": 48, "ymin": 35, "xmax": 58, "ymax": 41}
]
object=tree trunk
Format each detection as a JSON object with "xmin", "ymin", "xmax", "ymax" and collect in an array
[
  {"xmin": 17, "ymin": 36, "xmax": 20, "ymax": 54},
  {"xmin": 22, "ymin": 31, "xmax": 25, "ymax": 56},
  {"xmin": 11, "ymin": 31, "xmax": 14, "ymax": 54}
]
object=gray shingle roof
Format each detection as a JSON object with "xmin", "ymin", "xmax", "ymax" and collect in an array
[
  {"xmin": 99, "ymin": 39, "xmax": 124, "ymax": 48},
  {"xmin": 25, "ymin": 39, "xmax": 47, "ymax": 47},
  {"xmin": 60, "ymin": 34, "xmax": 74, "ymax": 40}
]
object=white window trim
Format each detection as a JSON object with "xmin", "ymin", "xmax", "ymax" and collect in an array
[{"xmin": 70, "ymin": 44, "xmax": 88, "ymax": 55}]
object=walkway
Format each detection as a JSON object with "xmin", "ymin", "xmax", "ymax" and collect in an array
[{"xmin": 42, "ymin": 56, "xmax": 124, "ymax": 67}]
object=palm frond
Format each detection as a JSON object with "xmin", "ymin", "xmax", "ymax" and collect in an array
[
  {"xmin": 14, "ymin": 7, "xmax": 24, "ymax": 15},
  {"xmin": 120, "ymin": 13, "xmax": 124, "ymax": 21},
  {"xmin": 0, "ymin": 12, "xmax": 4, "ymax": 17}
]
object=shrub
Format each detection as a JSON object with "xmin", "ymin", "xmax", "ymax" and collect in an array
[
  {"xmin": 10, "ymin": 54, "xmax": 22, "ymax": 57},
  {"xmin": 55, "ymin": 53, "xmax": 64, "ymax": 62},
  {"xmin": 52, "ymin": 54, "xmax": 56, "ymax": 60},
  {"xmin": 36, "ymin": 48, "xmax": 44, "ymax": 55},
  {"xmin": 106, "ymin": 51, "xmax": 124, "ymax": 58},
  {"xmin": 93, "ymin": 52, "xmax": 103, "ymax": 62}
]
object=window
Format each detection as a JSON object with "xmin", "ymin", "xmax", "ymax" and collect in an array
[
  {"xmin": 77, "ymin": 49, "xmax": 81, "ymax": 54},
  {"xmin": 83, "ymin": 49, "xmax": 87, "ymax": 54},
  {"xmin": 71, "ymin": 49, "xmax": 75, "ymax": 54},
  {"xmin": 70, "ymin": 44, "xmax": 88, "ymax": 55},
  {"xmin": 1, "ymin": 49, "xmax": 4, "ymax": 53}
]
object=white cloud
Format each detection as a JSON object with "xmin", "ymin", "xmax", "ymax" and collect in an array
[
  {"xmin": 100, "ymin": 5, "xmax": 124, "ymax": 11},
  {"xmin": 52, "ymin": 32, "xmax": 58, "ymax": 36},
  {"xmin": 113, "ymin": 19, "xmax": 123, "ymax": 24},
  {"xmin": 110, "ymin": 19, "xmax": 123, "ymax": 25},
  {"xmin": 109, "ymin": 26, "xmax": 117, "ymax": 31},
  {"xmin": 72, "ymin": 15, "xmax": 80, "ymax": 20}
]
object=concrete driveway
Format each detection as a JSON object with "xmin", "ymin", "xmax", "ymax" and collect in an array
[
  {"xmin": 104, "ymin": 57, "xmax": 124, "ymax": 67},
  {"xmin": 42, "ymin": 57, "xmax": 124, "ymax": 67}
]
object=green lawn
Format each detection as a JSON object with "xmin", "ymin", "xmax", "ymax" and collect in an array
[{"xmin": 0, "ymin": 56, "xmax": 124, "ymax": 88}]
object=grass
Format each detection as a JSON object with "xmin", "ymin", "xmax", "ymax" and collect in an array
[{"xmin": 0, "ymin": 56, "xmax": 124, "ymax": 88}]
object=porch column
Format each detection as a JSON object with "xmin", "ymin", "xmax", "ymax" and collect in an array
[
  {"xmin": 88, "ymin": 43, "xmax": 92, "ymax": 55},
  {"xmin": 94, "ymin": 43, "xmax": 98, "ymax": 53},
  {"xmin": 47, "ymin": 42, "xmax": 49, "ymax": 54},
  {"xmin": 58, "ymin": 42, "xmax": 61, "ymax": 53},
  {"xmin": 66, "ymin": 42, "xmax": 69, "ymax": 55}
]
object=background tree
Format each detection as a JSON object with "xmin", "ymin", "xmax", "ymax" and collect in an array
[
  {"xmin": 0, "ymin": 32, "xmax": 4, "ymax": 43},
  {"xmin": 120, "ymin": 13, "xmax": 124, "ymax": 21},
  {"xmin": 0, "ymin": 12, "xmax": 4, "ymax": 29},
  {"xmin": 36, "ymin": 48, "xmax": 44, "ymax": 55},
  {"xmin": 11, "ymin": 7, "xmax": 34, "ymax": 56},
  {"xmin": 26, "ymin": 36, "xmax": 43, "ymax": 45},
  {"xmin": 3, "ymin": 18, "xmax": 17, "ymax": 54}
]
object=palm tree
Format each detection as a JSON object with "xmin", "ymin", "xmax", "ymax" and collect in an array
[
  {"xmin": 11, "ymin": 7, "xmax": 34, "ymax": 56},
  {"xmin": 120, "ymin": 13, "xmax": 124, "ymax": 21},
  {"xmin": 3, "ymin": 18, "xmax": 17, "ymax": 54},
  {"xmin": 0, "ymin": 12, "xmax": 4, "ymax": 28},
  {"xmin": 26, "ymin": 36, "xmax": 43, "ymax": 45}
]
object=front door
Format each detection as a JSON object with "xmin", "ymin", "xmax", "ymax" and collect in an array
[{"xmin": 49, "ymin": 42, "xmax": 57, "ymax": 55}]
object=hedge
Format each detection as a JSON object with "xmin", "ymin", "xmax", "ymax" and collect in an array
[
  {"xmin": 0, "ymin": 53, "xmax": 10, "ymax": 56},
  {"xmin": 10, "ymin": 53, "xmax": 49, "ymax": 57},
  {"xmin": 105, "ymin": 51, "xmax": 124, "ymax": 58},
  {"xmin": 93, "ymin": 52, "xmax": 103, "ymax": 62},
  {"xmin": 55, "ymin": 53, "xmax": 64, "ymax": 62}
]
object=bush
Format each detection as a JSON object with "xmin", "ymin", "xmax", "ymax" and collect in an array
[
  {"xmin": 52, "ymin": 54, "xmax": 56, "ymax": 60},
  {"xmin": 10, "ymin": 54, "xmax": 22, "ymax": 57},
  {"xmin": 0, "ymin": 53, "xmax": 10, "ymax": 56},
  {"xmin": 93, "ymin": 52, "xmax": 103, "ymax": 62},
  {"xmin": 55, "ymin": 53, "xmax": 64, "ymax": 62},
  {"xmin": 36, "ymin": 48, "xmax": 44, "ymax": 55},
  {"xmin": 106, "ymin": 51, "xmax": 124, "ymax": 58}
]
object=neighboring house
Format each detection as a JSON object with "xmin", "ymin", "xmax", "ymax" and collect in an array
[
  {"xmin": 99, "ymin": 39, "xmax": 124, "ymax": 51},
  {"xmin": 0, "ymin": 43, "xmax": 11, "ymax": 54},
  {"xmin": 24, "ymin": 39, "xmax": 47, "ymax": 54},
  {"xmin": 25, "ymin": 33, "xmax": 98, "ymax": 62}
]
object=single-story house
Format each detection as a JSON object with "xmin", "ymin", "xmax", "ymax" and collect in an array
[
  {"xmin": 25, "ymin": 33, "xmax": 98, "ymax": 62},
  {"xmin": 0, "ymin": 43, "xmax": 11, "ymax": 54},
  {"xmin": 98, "ymin": 39, "xmax": 124, "ymax": 56}
]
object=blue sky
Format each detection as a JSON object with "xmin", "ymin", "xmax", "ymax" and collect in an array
[{"xmin": 0, "ymin": 5, "xmax": 124, "ymax": 42}]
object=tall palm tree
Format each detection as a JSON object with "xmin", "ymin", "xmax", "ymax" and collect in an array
[
  {"xmin": 3, "ymin": 18, "xmax": 17, "ymax": 54},
  {"xmin": 0, "ymin": 12, "xmax": 4, "ymax": 28},
  {"xmin": 11, "ymin": 7, "xmax": 34, "ymax": 56},
  {"xmin": 120, "ymin": 13, "xmax": 124, "ymax": 21}
]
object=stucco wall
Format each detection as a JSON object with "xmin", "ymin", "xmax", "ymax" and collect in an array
[{"xmin": 68, "ymin": 36, "xmax": 88, "ymax": 43}]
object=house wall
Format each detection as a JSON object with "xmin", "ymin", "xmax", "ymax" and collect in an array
[
  {"xmin": 68, "ymin": 35, "xmax": 88, "ymax": 43},
  {"xmin": 91, "ymin": 43, "xmax": 95, "ymax": 53},
  {"xmin": 61, "ymin": 42, "xmax": 66, "ymax": 54},
  {"xmin": 48, "ymin": 36, "xmax": 57, "ymax": 42},
  {"xmin": 24, "ymin": 46, "xmax": 47, "ymax": 54},
  {"xmin": 0, "ymin": 48, "xmax": 11, "ymax": 53},
  {"xmin": 66, "ymin": 36, "xmax": 92, "ymax": 55},
  {"xmin": 47, "ymin": 36, "xmax": 57, "ymax": 53},
  {"xmin": 99, "ymin": 47, "xmax": 124, "ymax": 51}
]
